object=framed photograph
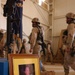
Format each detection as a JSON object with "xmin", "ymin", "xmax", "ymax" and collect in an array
[{"xmin": 8, "ymin": 54, "xmax": 40, "ymax": 75}]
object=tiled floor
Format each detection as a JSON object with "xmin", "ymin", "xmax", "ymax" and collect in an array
[{"xmin": 44, "ymin": 63, "xmax": 75, "ymax": 75}]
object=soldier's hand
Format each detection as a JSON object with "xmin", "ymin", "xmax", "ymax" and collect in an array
[{"xmin": 30, "ymin": 49, "xmax": 33, "ymax": 53}]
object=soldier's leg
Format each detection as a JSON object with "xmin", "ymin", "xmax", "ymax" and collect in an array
[
  {"xmin": 70, "ymin": 58, "xmax": 75, "ymax": 71},
  {"xmin": 64, "ymin": 64, "xmax": 69, "ymax": 75},
  {"xmin": 63, "ymin": 53, "xmax": 69, "ymax": 75}
]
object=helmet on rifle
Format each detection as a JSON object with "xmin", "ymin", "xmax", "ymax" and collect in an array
[{"xmin": 32, "ymin": 18, "xmax": 40, "ymax": 24}]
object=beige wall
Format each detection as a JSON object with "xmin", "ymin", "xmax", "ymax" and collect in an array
[{"xmin": 0, "ymin": 0, "xmax": 6, "ymax": 30}]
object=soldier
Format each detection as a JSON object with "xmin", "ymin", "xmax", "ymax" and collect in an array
[
  {"xmin": 19, "ymin": 39, "xmax": 31, "ymax": 54},
  {"xmin": 29, "ymin": 17, "xmax": 46, "ymax": 71},
  {"xmin": 63, "ymin": 12, "xmax": 75, "ymax": 75},
  {"xmin": 9, "ymin": 40, "xmax": 18, "ymax": 54},
  {"xmin": 0, "ymin": 29, "xmax": 7, "ymax": 57},
  {"xmin": 46, "ymin": 40, "xmax": 54, "ymax": 63},
  {"xmin": 66, "ymin": 12, "xmax": 75, "ymax": 49},
  {"xmin": 29, "ymin": 18, "xmax": 42, "ymax": 56}
]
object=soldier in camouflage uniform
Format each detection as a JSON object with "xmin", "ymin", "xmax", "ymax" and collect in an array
[
  {"xmin": 46, "ymin": 40, "xmax": 53, "ymax": 63},
  {"xmin": 29, "ymin": 18, "xmax": 46, "ymax": 71},
  {"xmin": 63, "ymin": 12, "xmax": 75, "ymax": 75},
  {"xmin": 29, "ymin": 18, "xmax": 43, "ymax": 57}
]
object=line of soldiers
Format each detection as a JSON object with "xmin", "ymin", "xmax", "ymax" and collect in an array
[
  {"xmin": 0, "ymin": 17, "xmax": 54, "ymax": 71},
  {"xmin": 1, "ymin": 0, "xmax": 53, "ymax": 73},
  {"xmin": 27, "ymin": 17, "xmax": 53, "ymax": 71}
]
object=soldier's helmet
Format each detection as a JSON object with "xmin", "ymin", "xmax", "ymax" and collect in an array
[
  {"xmin": 32, "ymin": 18, "xmax": 40, "ymax": 24},
  {"xmin": 66, "ymin": 12, "xmax": 74, "ymax": 19},
  {"xmin": 66, "ymin": 12, "xmax": 75, "ymax": 24}
]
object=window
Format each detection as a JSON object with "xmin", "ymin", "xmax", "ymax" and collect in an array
[{"xmin": 38, "ymin": 0, "xmax": 48, "ymax": 10}]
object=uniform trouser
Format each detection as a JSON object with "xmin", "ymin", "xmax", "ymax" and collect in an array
[
  {"xmin": 64, "ymin": 52, "xmax": 75, "ymax": 75},
  {"xmin": 33, "ymin": 43, "xmax": 45, "ymax": 71},
  {"xmin": 46, "ymin": 53, "xmax": 53, "ymax": 62},
  {"xmin": 33, "ymin": 43, "xmax": 42, "ymax": 58}
]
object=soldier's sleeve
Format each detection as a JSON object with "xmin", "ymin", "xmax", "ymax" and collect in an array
[{"xmin": 30, "ymin": 28, "xmax": 38, "ymax": 49}]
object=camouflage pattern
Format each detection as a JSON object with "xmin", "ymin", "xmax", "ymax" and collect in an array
[
  {"xmin": 29, "ymin": 27, "xmax": 42, "ymax": 57},
  {"xmin": 63, "ymin": 13, "xmax": 75, "ymax": 75},
  {"xmin": 26, "ymin": 18, "xmax": 46, "ymax": 71},
  {"xmin": 30, "ymin": 17, "xmax": 46, "ymax": 58},
  {"xmin": 0, "ymin": 29, "xmax": 7, "ymax": 57},
  {"xmin": 66, "ymin": 12, "xmax": 75, "ymax": 50},
  {"xmin": 64, "ymin": 52, "xmax": 75, "ymax": 75},
  {"xmin": 67, "ymin": 23, "xmax": 75, "ymax": 48}
]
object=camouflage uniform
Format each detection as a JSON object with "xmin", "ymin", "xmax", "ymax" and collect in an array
[
  {"xmin": 66, "ymin": 12, "xmax": 75, "ymax": 48},
  {"xmin": 29, "ymin": 18, "xmax": 46, "ymax": 71},
  {"xmin": 29, "ymin": 18, "xmax": 42, "ymax": 57},
  {"xmin": 64, "ymin": 51, "xmax": 75, "ymax": 75},
  {"xmin": 64, "ymin": 13, "xmax": 75, "ymax": 75}
]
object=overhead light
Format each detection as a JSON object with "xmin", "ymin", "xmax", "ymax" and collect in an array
[
  {"xmin": 38, "ymin": 0, "xmax": 42, "ymax": 5},
  {"xmin": 38, "ymin": 0, "xmax": 45, "ymax": 5}
]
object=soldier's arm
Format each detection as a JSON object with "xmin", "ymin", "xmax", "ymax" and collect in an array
[
  {"xmin": 30, "ymin": 28, "xmax": 38, "ymax": 49},
  {"xmin": 47, "ymin": 44, "xmax": 51, "ymax": 53}
]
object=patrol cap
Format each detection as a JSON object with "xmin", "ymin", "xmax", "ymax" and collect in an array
[
  {"xmin": 66, "ymin": 12, "xmax": 74, "ymax": 18},
  {"xmin": 32, "ymin": 18, "xmax": 40, "ymax": 24}
]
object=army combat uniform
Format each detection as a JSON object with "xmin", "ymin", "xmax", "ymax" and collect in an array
[
  {"xmin": 63, "ymin": 12, "xmax": 75, "ymax": 75},
  {"xmin": 66, "ymin": 12, "xmax": 75, "ymax": 48},
  {"xmin": 64, "ymin": 51, "xmax": 75, "ymax": 75},
  {"xmin": 29, "ymin": 18, "xmax": 44, "ymax": 57},
  {"xmin": 29, "ymin": 18, "xmax": 46, "ymax": 71}
]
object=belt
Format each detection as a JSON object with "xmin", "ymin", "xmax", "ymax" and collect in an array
[{"xmin": 16, "ymin": 3, "xmax": 23, "ymax": 7}]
